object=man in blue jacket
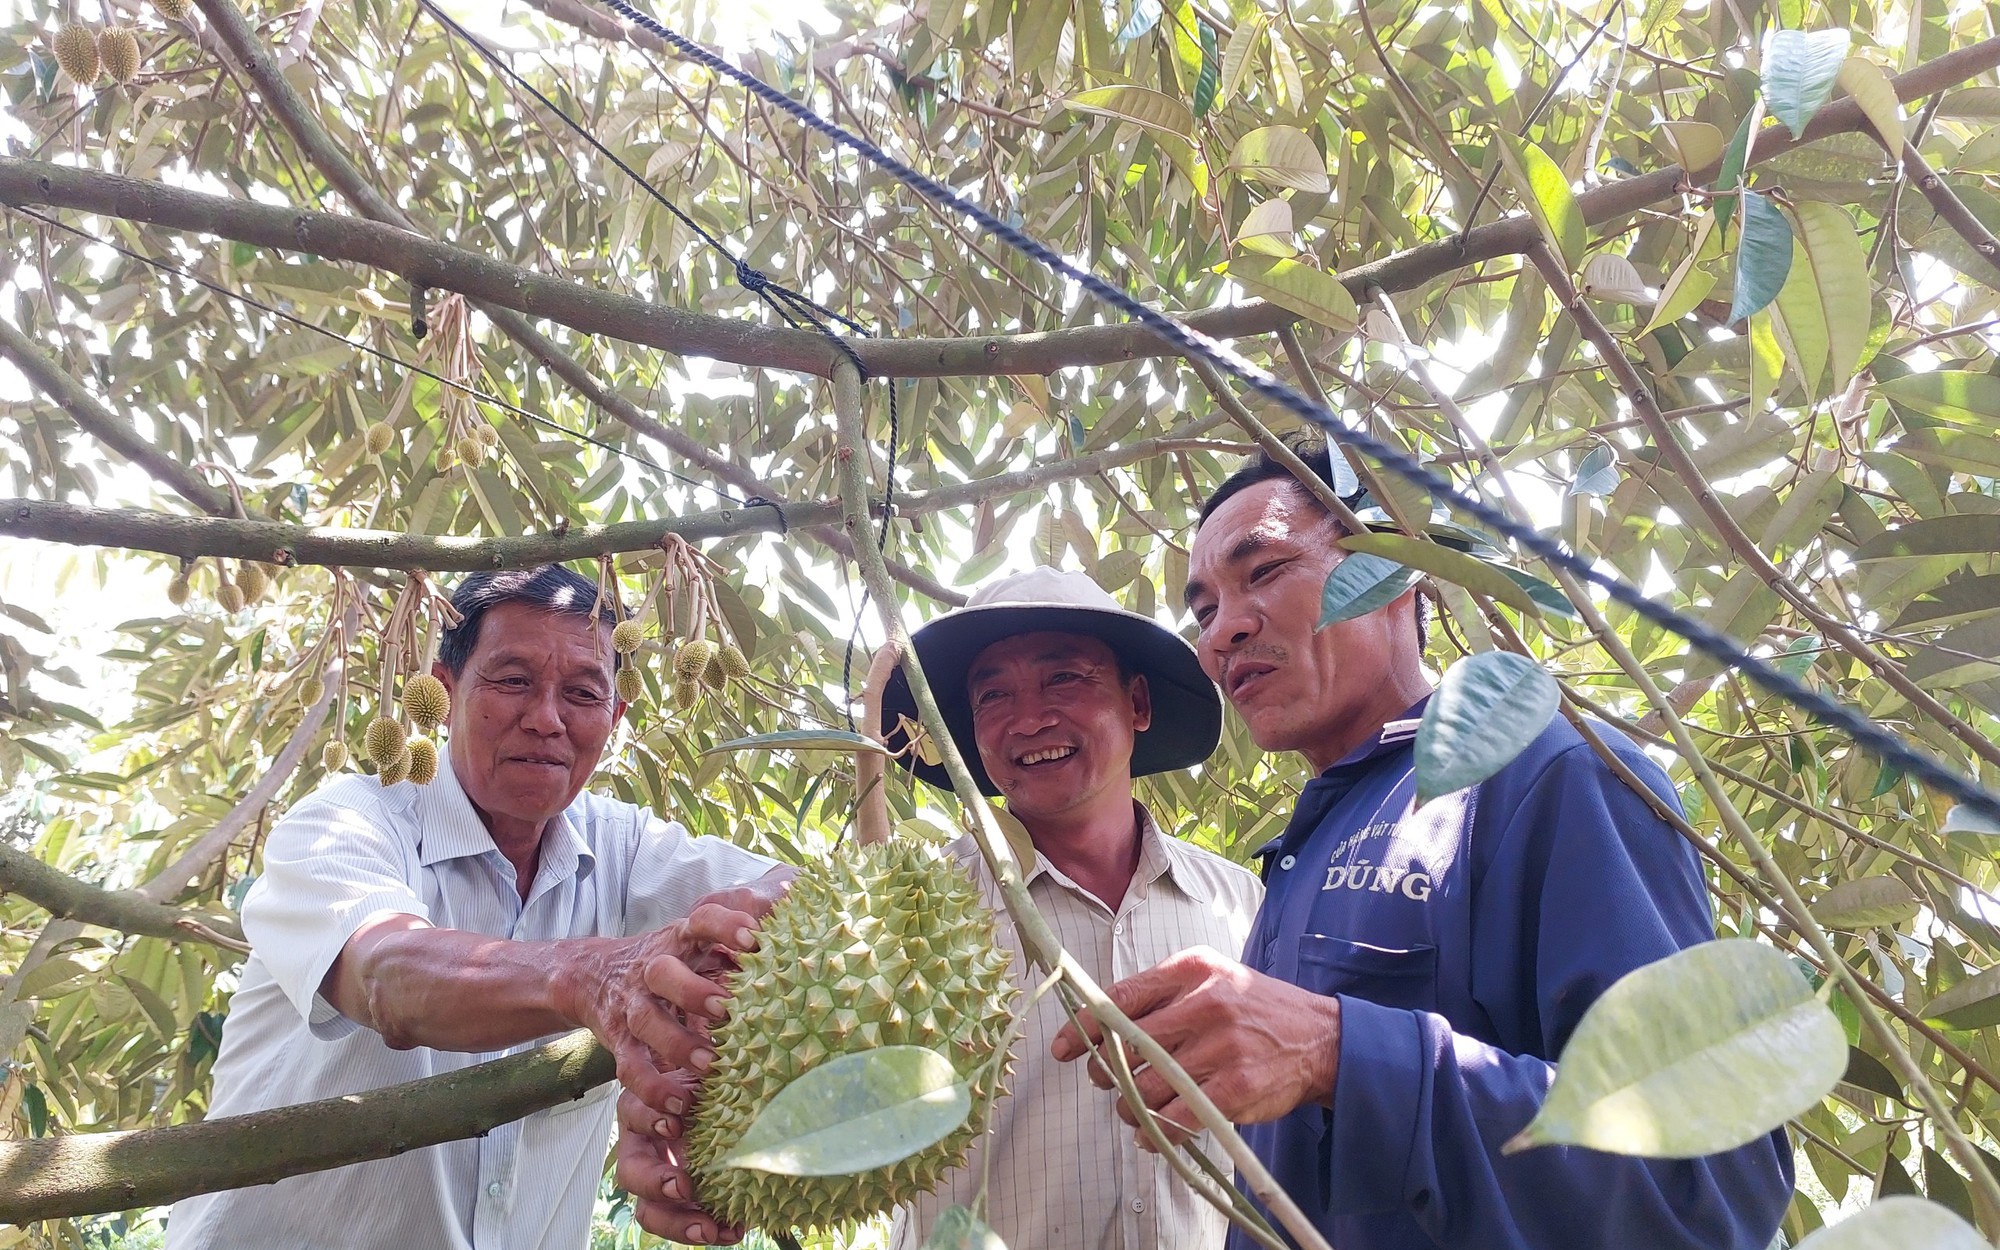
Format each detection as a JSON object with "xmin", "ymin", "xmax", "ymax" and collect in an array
[{"xmin": 1053, "ymin": 435, "xmax": 1793, "ymax": 1248}]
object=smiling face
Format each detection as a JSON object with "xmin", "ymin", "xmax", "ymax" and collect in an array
[
  {"xmin": 436, "ymin": 601, "xmax": 625, "ymax": 846},
  {"xmin": 1186, "ymin": 479, "xmax": 1425, "ymax": 772},
  {"xmin": 965, "ymin": 631, "xmax": 1151, "ymax": 826}
]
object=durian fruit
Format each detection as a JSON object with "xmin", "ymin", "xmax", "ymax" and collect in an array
[
  {"xmin": 457, "ymin": 434, "xmax": 487, "ymax": 467},
  {"xmin": 614, "ymin": 665, "xmax": 644, "ymax": 703},
  {"xmin": 52, "ymin": 24, "xmax": 99, "ymax": 83},
  {"xmin": 364, "ymin": 715, "xmax": 407, "ymax": 768},
  {"xmin": 611, "ymin": 619, "xmax": 644, "ymax": 654},
  {"xmin": 671, "ymin": 675, "xmax": 700, "ymax": 711},
  {"xmin": 474, "ymin": 422, "xmax": 499, "ymax": 447},
  {"xmin": 98, "ymin": 27, "xmax": 139, "ymax": 83},
  {"xmin": 376, "ymin": 743, "xmax": 413, "ymax": 786},
  {"xmin": 686, "ymin": 842, "xmax": 1017, "ymax": 1232},
  {"xmin": 299, "ymin": 675, "xmax": 326, "ymax": 707},
  {"xmin": 364, "ymin": 421, "xmax": 395, "ymax": 456},
  {"xmin": 700, "ymin": 647, "xmax": 729, "ymax": 692},
  {"xmin": 674, "ymin": 639, "xmax": 717, "ymax": 683},
  {"xmin": 718, "ymin": 643, "xmax": 750, "ymax": 681},
  {"xmin": 214, "ymin": 578, "xmax": 246, "ymax": 615},
  {"xmin": 153, "ymin": 0, "xmax": 192, "ymax": 20},
  {"xmin": 166, "ymin": 572, "xmax": 191, "ymax": 607},
  {"xmin": 402, "ymin": 673, "xmax": 449, "ymax": 732},
  {"xmin": 236, "ymin": 561, "xmax": 269, "ymax": 604},
  {"xmin": 321, "ymin": 740, "xmax": 349, "ymax": 771},
  {"xmin": 406, "ymin": 736, "xmax": 439, "ymax": 785}
]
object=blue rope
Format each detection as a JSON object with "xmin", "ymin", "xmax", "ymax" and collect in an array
[{"xmin": 591, "ymin": 0, "xmax": 2000, "ymax": 824}]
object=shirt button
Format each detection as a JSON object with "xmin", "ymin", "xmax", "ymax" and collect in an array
[
  {"xmin": 487, "ymin": 1182, "xmax": 503, "ymax": 1198},
  {"xmin": 1131, "ymin": 1199, "xmax": 1146, "ymax": 1214},
  {"xmin": 1278, "ymin": 855, "xmax": 1297, "ymax": 871},
  {"xmin": 1113, "ymin": 922, "xmax": 1124, "ymax": 936}
]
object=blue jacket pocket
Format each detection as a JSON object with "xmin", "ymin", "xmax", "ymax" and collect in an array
[{"xmin": 1296, "ymin": 935, "xmax": 1438, "ymax": 1014}]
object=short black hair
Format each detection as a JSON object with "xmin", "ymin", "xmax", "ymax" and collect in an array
[
  {"xmin": 1198, "ymin": 432, "xmax": 1430, "ymax": 647},
  {"xmin": 438, "ymin": 565, "xmax": 626, "ymax": 677}
]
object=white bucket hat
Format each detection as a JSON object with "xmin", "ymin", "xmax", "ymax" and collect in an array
[{"xmin": 879, "ymin": 565, "xmax": 1223, "ymax": 795}]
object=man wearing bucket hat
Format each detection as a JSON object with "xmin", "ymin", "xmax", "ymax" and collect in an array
[{"xmin": 877, "ymin": 565, "xmax": 1264, "ymax": 1250}]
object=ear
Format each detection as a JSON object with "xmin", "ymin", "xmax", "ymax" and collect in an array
[{"xmin": 1128, "ymin": 672, "xmax": 1153, "ymax": 734}]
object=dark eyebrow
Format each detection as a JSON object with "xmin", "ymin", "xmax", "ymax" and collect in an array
[
  {"xmin": 968, "ymin": 647, "xmax": 1100, "ymax": 687},
  {"xmin": 1184, "ymin": 532, "xmax": 1289, "ymax": 608}
]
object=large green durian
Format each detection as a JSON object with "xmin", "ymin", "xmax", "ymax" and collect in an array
[{"xmin": 686, "ymin": 840, "xmax": 1017, "ymax": 1232}]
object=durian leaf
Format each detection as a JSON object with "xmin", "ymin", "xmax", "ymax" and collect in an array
[
  {"xmin": 1504, "ymin": 940, "xmax": 1845, "ymax": 1157},
  {"xmin": 1413, "ymin": 652, "xmax": 1559, "ymax": 803},
  {"xmin": 704, "ymin": 729, "xmax": 892, "ymax": 757},
  {"xmin": 1792, "ymin": 1196, "xmax": 1986, "ymax": 1250},
  {"xmin": 923, "ymin": 1206, "xmax": 1010, "ymax": 1249},
  {"xmin": 717, "ymin": 1045, "xmax": 971, "ymax": 1176}
]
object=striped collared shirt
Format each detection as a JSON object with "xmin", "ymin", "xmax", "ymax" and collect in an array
[
  {"xmin": 166, "ymin": 751, "xmax": 773, "ymax": 1250},
  {"xmin": 893, "ymin": 803, "xmax": 1263, "ymax": 1250}
]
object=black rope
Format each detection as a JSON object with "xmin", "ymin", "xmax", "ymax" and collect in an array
[
  {"xmin": 12, "ymin": 206, "xmax": 737, "ymax": 502},
  {"xmin": 587, "ymin": 0, "xmax": 2000, "ymax": 824}
]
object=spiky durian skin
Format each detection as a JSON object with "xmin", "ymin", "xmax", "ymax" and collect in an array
[
  {"xmin": 611, "ymin": 619, "xmax": 644, "ymax": 654},
  {"xmin": 406, "ymin": 736, "xmax": 438, "ymax": 785},
  {"xmin": 674, "ymin": 639, "xmax": 716, "ymax": 682},
  {"xmin": 52, "ymin": 24, "xmax": 99, "ymax": 82},
  {"xmin": 99, "ymin": 27, "xmax": 139, "ymax": 83},
  {"xmin": 686, "ymin": 842, "xmax": 1017, "ymax": 1233},
  {"xmin": 364, "ymin": 715, "xmax": 407, "ymax": 767},
  {"xmin": 402, "ymin": 673, "xmax": 449, "ymax": 732}
]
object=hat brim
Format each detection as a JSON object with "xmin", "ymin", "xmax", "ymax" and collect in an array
[{"xmin": 879, "ymin": 603, "xmax": 1222, "ymax": 796}]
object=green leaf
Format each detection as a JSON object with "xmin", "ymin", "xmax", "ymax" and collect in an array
[
  {"xmin": 1942, "ymin": 804, "xmax": 2000, "ymax": 837},
  {"xmin": 1791, "ymin": 202, "xmax": 1872, "ymax": 391},
  {"xmin": 1713, "ymin": 104, "xmax": 1762, "ymax": 235},
  {"xmin": 1570, "ymin": 444, "xmax": 1620, "ymax": 496},
  {"xmin": 716, "ymin": 1045, "xmax": 971, "ymax": 1175},
  {"xmin": 1341, "ymin": 532, "xmax": 1547, "ymax": 618},
  {"xmin": 1774, "ymin": 634, "xmax": 1822, "ymax": 678},
  {"xmin": 1414, "ymin": 652, "xmax": 1560, "ymax": 803},
  {"xmin": 1497, "ymin": 567, "xmax": 1581, "ymax": 620},
  {"xmin": 704, "ymin": 729, "xmax": 892, "ymax": 757},
  {"xmin": 1765, "ymin": 29, "xmax": 1853, "ymax": 139},
  {"xmin": 1224, "ymin": 126, "xmax": 1329, "ymax": 193},
  {"xmin": 1855, "ymin": 516, "xmax": 2000, "ymax": 562},
  {"xmin": 1792, "ymin": 1197, "xmax": 1987, "ymax": 1250},
  {"xmin": 1216, "ymin": 14, "xmax": 1267, "ymax": 108},
  {"xmin": 1224, "ymin": 256, "xmax": 1358, "ymax": 330},
  {"xmin": 1192, "ymin": 21, "xmax": 1219, "ymax": 118},
  {"xmin": 1837, "ymin": 56, "xmax": 1905, "ymax": 154},
  {"xmin": 1234, "ymin": 198, "xmax": 1296, "ymax": 257},
  {"xmin": 1497, "ymin": 134, "xmax": 1586, "ymax": 270},
  {"xmin": 1770, "ymin": 233, "xmax": 1830, "ymax": 397},
  {"xmin": 1809, "ymin": 876, "xmax": 1919, "ymax": 930},
  {"xmin": 1506, "ymin": 940, "xmax": 1846, "ymax": 1156},
  {"xmin": 1730, "ymin": 192, "xmax": 1794, "ymax": 322},
  {"xmin": 1320, "ymin": 552, "xmax": 1422, "ymax": 628},
  {"xmin": 1659, "ymin": 121, "xmax": 1726, "ymax": 172},
  {"xmin": 1839, "ymin": 1046, "xmax": 1903, "ymax": 1102},
  {"xmin": 1638, "ymin": 213, "xmax": 1722, "ymax": 337},
  {"xmin": 1063, "ymin": 86, "xmax": 1194, "ymax": 139},
  {"xmin": 1922, "ymin": 965, "xmax": 2000, "ymax": 1029},
  {"xmin": 923, "ymin": 1206, "xmax": 1010, "ymax": 1250},
  {"xmin": 1880, "ymin": 371, "xmax": 2000, "ymax": 424}
]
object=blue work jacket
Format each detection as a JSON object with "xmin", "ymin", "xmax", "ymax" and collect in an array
[{"xmin": 1229, "ymin": 703, "xmax": 1794, "ymax": 1250}]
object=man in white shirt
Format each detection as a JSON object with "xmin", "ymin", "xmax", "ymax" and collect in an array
[
  {"xmin": 166, "ymin": 565, "xmax": 787, "ymax": 1250},
  {"xmin": 614, "ymin": 567, "xmax": 1262, "ymax": 1249}
]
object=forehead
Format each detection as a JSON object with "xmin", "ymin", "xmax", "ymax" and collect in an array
[
  {"xmin": 966, "ymin": 631, "xmax": 1116, "ymax": 686},
  {"xmin": 470, "ymin": 601, "xmax": 614, "ymax": 666},
  {"xmin": 1193, "ymin": 480, "xmax": 1327, "ymax": 566}
]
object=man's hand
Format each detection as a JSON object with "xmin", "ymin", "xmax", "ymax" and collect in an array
[
  {"xmin": 1049, "ymin": 946, "xmax": 1342, "ymax": 1147},
  {"xmin": 613, "ymin": 1088, "xmax": 745, "ymax": 1246}
]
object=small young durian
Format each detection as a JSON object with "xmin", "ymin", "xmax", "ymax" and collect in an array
[
  {"xmin": 673, "ymin": 639, "xmax": 716, "ymax": 683},
  {"xmin": 615, "ymin": 665, "xmax": 644, "ymax": 703},
  {"xmin": 166, "ymin": 573, "xmax": 191, "ymax": 607},
  {"xmin": 299, "ymin": 675, "xmax": 326, "ymax": 707},
  {"xmin": 364, "ymin": 421, "xmax": 395, "ymax": 456},
  {"xmin": 456, "ymin": 434, "xmax": 487, "ymax": 467},
  {"xmin": 402, "ymin": 673, "xmax": 449, "ymax": 732},
  {"xmin": 153, "ymin": 0, "xmax": 193, "ymax": 21},
  {"xmin": 321, "ymin": 740, "xmax": 350, "ymax": 771},
  {"xmin": 406, "ymin": 736, "xmax": 439, "ymax": 785},
  {"xmin": 718, "ymin": 643, "xmax": 750, "ymax": 681},
  {"xmin": 98, "ymin": 27, "xmax": 139, "ymax": 83},
  {"xmin": 700, "ymin": 647, "xmax": 728, "ymax": 692},
  {"xmin": 671, "ymin": 676, "xmax": 700, "ymax": 711},
  {"xmin": 376, "ymin": 743, "xmax": 413, "ymax": 786},
  {"xmin": 364, "ymin": 715, "xmax": 407, "ymax": 767},
  {"xmin": 214, "ymin": 579, "xmax": 246, "ymax": 615},
  {"xmin": 52, "ymin": 24, "xmax": 100, "ymax": 83},
  {"xmin": 612, "ymin": 620, "xmax": 644, "ymax": 654},
  {"xmin": 236, "ymin": 561, "xmax": 269, "ymax": 604},
  {"xmin": 474, "ymin": 423, "xmax": 500, "ymax": 447}
]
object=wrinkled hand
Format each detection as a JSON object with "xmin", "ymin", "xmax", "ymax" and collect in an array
[
  {"xmin": 559, "ymin": 899, "xmax": 760, "ymax": 1116},
  {"xmin": 1049, "ymin": 946, "xmax": 1341, "ymax": 1148},
  {"xmin": 614, "ymin": 1087, "xmax": 744, "ymax": 1246}
]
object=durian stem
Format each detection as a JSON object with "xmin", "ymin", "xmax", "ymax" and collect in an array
[
  {"xmin": 855, "ymin": 641, "xmax": 900, "ymax": 846},
  {"xmin": 830, "ymin": 363, "xmax": 1336, "ymax": 1250}
]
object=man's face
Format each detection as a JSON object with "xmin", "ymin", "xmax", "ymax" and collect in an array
[
  {"xmin": 966, "ymin": 631, "xmax": 1150, "ymax": 824},
  {"xmin": 1185, "ymin": 479, "xmax": 1408, "ymax": 768},
  {"xmin": 437, "ymin": 601, "xmax": 624, "ymax": 836}
]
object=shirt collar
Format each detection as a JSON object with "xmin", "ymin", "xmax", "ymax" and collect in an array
[
  {"xmin": 997, "ymin": 799, "xmax": 1213, "ymax": 904},
  {"xmin": 1250, "ymin": 694, "xmax": 1434, "ymax": 862},
  {"xmin": 418, "ymin": 750, "xmax": 596, "ymax": 885}
]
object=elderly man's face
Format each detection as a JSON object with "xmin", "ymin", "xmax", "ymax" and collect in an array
[
  {"xmin": 966, "ymin": 631, "xmax": 1150, "ymax": 824},
  {"xmin": 437, "ymin": 602, "xmax": 623, "ymax": 838}
]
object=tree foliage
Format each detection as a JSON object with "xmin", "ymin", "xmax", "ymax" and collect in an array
[{"xmin": 4, "ymin": 0, "xmax": 2000, "ymax": 1244}]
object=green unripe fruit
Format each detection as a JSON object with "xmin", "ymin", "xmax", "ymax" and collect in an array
[
  {"xmin": 321, "ymin": 740, "xmax": 349, "ymax": 772},
  {"xmin": 700, "ymin": 648, "xmax": 728, "ymax": 692},
  {"xmin": 99, "ymin": 27, "xmax": 139, "ymax": 83},
  {"xmin": 52, "ymin": 24, "xmax": 99, "ymax": 82},
  {"xmin": 611, "ymin": 619, "xmax": 644, "ymax": 654},
  {"xmin": 153, "ymin": 0, "xmax": 192, "ymax": 21},
  {"xmin": 299, "ymin": 676, "xmax": 326, "ymax": 707},
  {"xmin": 671, "ymin": 676, "xmax": 700, "ymax": 711},
  {"xmin": 364, "ymin": 716, "xmax": 407, "ymax": 767},
  {"xmin": 376, "ymin": 743, "xmax": 413, "ymax": 786},
  {"xmin": 365, "ymin": 422, "xmax": 395, "ymax": 456},
  {"xmin": 166, "ymin": 574, "xmax": 191, "ymax": 607},
  {"xmin": 673, "ymin": 639, "xmax": 716, "ymax": 683},
  {"xmin": 214, "ymin": 581, "xmax": 246, "ymax": 615},
  {"xmin": 457, "ymin": 435, "xmax": 487, "ymax": 467},
  {"xmin": 718, "ymin": 643, "xmax": 750, "ymax": 681},
  {"xmin": 406, "ymin": 737, "xmax": 439, "ymax": 785},
  {"xmin": 402, "ymin": 673, "xmax": 450, "ymax": 732},
  {"xmin": 686, "ymin": 842, "xmax": 1017, "ymax": 1231},
  {"xmin": 615, "ymin": 665, "xmax": 645, "ymax": 703},
  {"xmin": 236, "ymin": 561, "xmax": 269, "ymax": 604},
  {"xmin": 475, "ymin": 423, "xmax": 500, "ymax": 447}
]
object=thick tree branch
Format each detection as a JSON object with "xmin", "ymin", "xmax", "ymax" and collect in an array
[
  {"xmin": 1894, "ymin": 143, "xmax": 2000, "ymax": 289},
  {"xmin": 0, "ymin": 843, "xmax": 244, "ymax": 950},
  {"xmin": 0, "ymin": 1029, "xmax": 613, "ymax": 1223},
  {"xmin": 0, "ymin": 317, "xmax": 236, "ymax": 518}
]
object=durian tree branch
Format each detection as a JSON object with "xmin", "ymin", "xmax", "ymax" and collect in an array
[
  {"xmin": 0, "ymin": 1029, "xmax": 613, "ymax": 1224},
  {"xmin": 0, "ymin": 842, "xmax": 244, "ymax": 950},
  {"xmin": 828, "ymin": 361, "xmax": 1336, "ymax": 1250},
  {"xmin": 0, "ymin": 316, "xmax": 237, "ymax": 519}
]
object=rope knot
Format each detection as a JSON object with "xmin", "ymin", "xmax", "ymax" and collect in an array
[{"xmin": 734, "ymin": 259, "xmax": 771, "ymax": 292}]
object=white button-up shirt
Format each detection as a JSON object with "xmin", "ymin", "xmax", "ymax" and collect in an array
[
  {"xmin": 166, "ymin": 752, "xmax": 773, "ymax": 1250},
  {"xmin": 892, "ymin": 804, "xmax": 1263, "ymax": 1250}
]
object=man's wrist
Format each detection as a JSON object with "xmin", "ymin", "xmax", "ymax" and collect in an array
[
  {"xmin": 549, "ymin": 936, "xmax": 619, "ymax": 1030},
  {"xmin": 1309, "ymin": 994, "xmax": 1343, "ymax": 1108}
]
